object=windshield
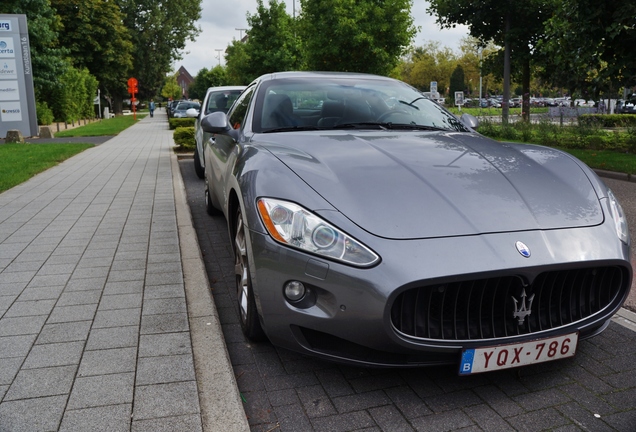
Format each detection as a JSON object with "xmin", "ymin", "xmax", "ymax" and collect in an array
[{"xmin": 253, "ymin": 77, "xmax": 468, "ymax": 133}]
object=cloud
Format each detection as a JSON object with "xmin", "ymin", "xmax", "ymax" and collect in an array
[{"xmin": 178, "ymin": 0, "xmax": 469, "ymax": 76}]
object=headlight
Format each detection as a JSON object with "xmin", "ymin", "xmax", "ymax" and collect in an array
[
  {"xmin": 607, "ymin": 189, "xmax": 629, "ymax": 245},
  {"xmin": 257, "ymin": 198, "xmax": 380, "ymax": 267}
]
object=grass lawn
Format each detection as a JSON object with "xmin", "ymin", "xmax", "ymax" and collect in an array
[
  {"xmin": 0, "ymin": 143, "xmax": 93, "ymax": 193},
  {"xmin": 555, "ymin": 148, "xmax": 636, "ymax": 175},
  {"xmin": 54, "ymin": 114, "xmax": 145, "ymax": 137}
]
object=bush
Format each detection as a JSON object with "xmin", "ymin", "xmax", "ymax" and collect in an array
[
  {"xmin": 36, "ymin": 101, "xmax": 54, "ymax": 125},
  {"xmin": 579, "ymin": 114, "xmax": 636, "ymax": 128},
  {"xmin": 173, "ymin": 126, "xmax": 195, "ymax": 150},
  {"xmin": 169, "ymin": 118, "xmax": 196, "ymax": 130}
]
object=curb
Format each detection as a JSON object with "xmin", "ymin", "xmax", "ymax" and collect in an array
[
  {"xmin": 594, "ymin": 169, "xmax": 635, "ymax": 183},
  {"xmin": 171, "ymin": 151, "xmax": 250, "ymax": 432},
  {"xmin": 613, "ymin": 308, "xmax": 636, "ymax": 333}
]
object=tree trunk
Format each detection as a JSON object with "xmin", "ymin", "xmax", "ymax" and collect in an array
[{"xmin": 522, "ymin": 58, "xmax": 531, "ymax": 122}]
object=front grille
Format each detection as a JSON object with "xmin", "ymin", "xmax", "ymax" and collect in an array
[{"xmin": 391, "ymin": 266, "xmax": 627, "ymax": 341}]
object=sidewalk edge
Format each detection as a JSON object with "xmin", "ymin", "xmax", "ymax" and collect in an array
[
  {"xmin": 613, "ymin": 307, "xmax": 636, "ymax": 333},
  {"xmin": 171, "ymin": 151, "xmax": 250, "ymax": 432}
]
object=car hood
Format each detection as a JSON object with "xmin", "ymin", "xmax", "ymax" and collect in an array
[{"xmin": 259, "ymin": 131, "xmax": 603, "ymax": 239}]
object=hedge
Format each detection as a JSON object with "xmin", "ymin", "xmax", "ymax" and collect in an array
[
  {"xmin": 169, "ymin": 117, "xmax": 196, "ymax": 130},
  {"xmin": 173, "ymin": 126, "xmax": 195, "ymax": 151},
  {"xmin": 579, "ymin": 114, "xmax": 636, "ymax": 128}
]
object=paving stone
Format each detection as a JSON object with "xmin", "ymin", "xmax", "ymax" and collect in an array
[
  {"xmin": 16, "ymin": 285, "xmax": 65, "ymax": 301},
  {"xmin": 132, "ymin": 381, "xmax": 200, "ymax": 420},
  {"xmin": 57, "ymin": 289, "xmax": 102, "ymax": 306},
  {"xmin": 384, "ymin": 385, "xmax": 433, "ymax": 419},
  {"xmin": 0, "ymin": 395, "xmax": 67, "ymax": 432},
  {"xmin": 85, "ymin": 325, "xmax": 138, "ymax": 350},
  {"xmin": 141, "ymin": 297, "xmax": 187, "ymax": 315},
  {"xmin": 98, "ymin": 293, "xmax": 143, "ymax": 310},
  {"xmin": 77, "ymin": 347, "xmax": 137, "ymax": 377},
  {"xmin": 310, "ymin": 411, "xmax": 377, "ymax": 431},
  {"xmin": 463, "ymin": 403, "xmax": 515, "ymax": 432},
  {"xmin": 4, "ymin": 365, "xmax": 77, "ymax": 400},
  {"xmin": 67, "ymin": 373, "xmax": 135, "ymax": 409},
  {"xmin": 22, "ymin": 340, "xmax": 84, "ymax": 369},
  {"xmin": 59, "ymin": 403, "xmax": 132, "ymax": 432},
  {"xmin": 138, "ymin": 332, "xmax": 192, "ymax": 357},
  {"xmin": 64, "ymin": 276, "xmax": 107, "ymax": 292},
  {"xmin": 103, "ymin": 280, "xmax": 144, "ymax": 295},
  {"xmin": 506, "ymin": 407, "xmax": 570, "ymax": 432},
  {"xmin": 369, "ymin": 405, "xmax": 415, "ymax": 431},
  {"xmin": 555, "ymin": 401, "xmax": 616, "ymax": 432},
  {"xmin": 131, "ymin": 414, "xmax": 203, "ymax": 432},
  {"xmin": 332, "ymin": 390, "xmax": 391, "ymax": 414},
  {"xmin": 36, "ymin": 321, "xmax": 92, "ymax": 344},
  {"xmin": 4, "ymin": 299, "xmax": 56, "ymax": 317},
  {"xmin": 0, "ymin": 357, "xmax": 23, "ymax": 385},
  {"xmin": 140, "ymin": 312, "xmax": 189, "ymax": 334},
  {"xmin": 92, "ymin": 307, "xmax": 141, "ymax": 328},
  {"xmin": 48, "ymin": 303, "xmax": 98, "ymax": 323},
  {"xmin": 0, "ymin": 314, "xmax": 47, "ymax": 336},
  {"xmin": 135, "ymin": 354, "xmax": 196, "ymax": 385},
  {"xmin": 0, "ymin": 334, "xmax": 37, "ymax": 359}
]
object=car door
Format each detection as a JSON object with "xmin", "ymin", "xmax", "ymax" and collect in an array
[{"xmin": 206, "ymin": 85, "xmax": 256, "ymax": 212}]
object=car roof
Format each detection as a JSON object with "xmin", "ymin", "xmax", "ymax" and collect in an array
[
  {"xmin": 205, "ymin": 86, "xmax": 246, "ymax": 93},
  {"xmin": 256, "ymin": 71, "xmax": 396, "ymax": 83}
]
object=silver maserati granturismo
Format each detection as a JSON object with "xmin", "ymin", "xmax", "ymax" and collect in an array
[{"xmin": 201, "ymin": 71, "xmax": 632, "ymax": 373}]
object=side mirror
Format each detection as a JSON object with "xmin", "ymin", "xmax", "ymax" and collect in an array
[
  {"xmin": 201, "ymin": 111, "xmax": 231, "ymax": 134},
  {"xmin": 460, "ymin": 113, "xmax": 479, "ymax": 130},
  {"xmin": 186, "ymin": 108, "xmax": 199, "ymax": 118}
]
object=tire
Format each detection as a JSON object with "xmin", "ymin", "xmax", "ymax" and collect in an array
[
  {"xmin": 204, "ymin": 178, "xmax": 220, "ymax": 216},
  {"xmin": 193, "ymin": 147, "xmax": 205, "ymax": 179},
  {"xmin": 234, "ymin": 209, "xmax": 266, "ymax": 341}
]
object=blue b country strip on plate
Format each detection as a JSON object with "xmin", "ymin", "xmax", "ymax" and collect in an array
[{"xmin": 460, "ymin": 332, "xmax": 579, "ymax": 375}]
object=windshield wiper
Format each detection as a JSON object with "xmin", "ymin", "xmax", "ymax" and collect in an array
[{"xmin": 334, "ymin": 122, "xmax": 448, "ymax": 131}]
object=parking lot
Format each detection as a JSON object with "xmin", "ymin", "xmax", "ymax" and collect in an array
[{"xmin": 179, "ymin": 159, "xmax": 636, "ymax": 432}]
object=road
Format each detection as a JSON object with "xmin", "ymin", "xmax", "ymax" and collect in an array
[{"xmin": 178, "ymin": 158, "xmax": 636, "ymax": 432}]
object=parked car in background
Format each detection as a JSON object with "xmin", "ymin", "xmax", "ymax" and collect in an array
[
  {"xmin": 616, "ymin": 95, "xmax": 636, "ymax": 114},
  {"xmin": 199, "ymin": 71, "xmax": 632, "ymax": 372},
  {"xmin": 171, "ymin": 100, "xmax": 200, "ymax": 118},
  {"xmin": 189, "ymin": 86, "xmax": 246, "ymax": 178}
]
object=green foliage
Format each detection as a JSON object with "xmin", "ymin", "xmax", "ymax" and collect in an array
[
  {"xmin": 117, "ymin": 0, "xmax": 202, "ymax": 100},
  {"xmin": 162, "ymin": 73, "xmax": 183, "ymax": 101},
  {"xmin": 51, "ymin": 0, "xmax": 132, "ymax": 104},
  {"xmin": 36, "ymin": 101, "xmax": 54, "ymax": 125},
  {"xmin": 0, "ymin": 0, "xmax": 69, "ymax": 101},
  {"xmin": 173, "ymin": 126, "xmax": 195, "ymax": 150},
  {"xmin": 579, "ymin": 115, "xmax": 636, "ymax": 128},
  {"xmin": 52, "ymin": 67, "xmax": 99, "ymax": 122},
  {"xmin": 226, "ymin": 0, "xmax": 301, "ymax": 84},
  {"xmin": 449, "ymin": 65, "xmax": 465, "ymax": 102},
  {"xmin": 169, "ymin": 118, "xmax": 196, "ymax": 130},
  {"xmin": 299, "ymin": 0, "xmax": 417, "ymax": 75},
  {"xmin": 189, "ymin": 66, "xmax": 229, "ymax": 100}
]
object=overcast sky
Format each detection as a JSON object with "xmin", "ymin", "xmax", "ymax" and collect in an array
[{"xmin": 177, "ymin": 0, "xmax": 469, "ymax": 76}]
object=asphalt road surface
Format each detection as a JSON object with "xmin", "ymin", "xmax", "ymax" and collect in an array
[{"xmin": 179, "ymin": 158, "xmax": 636, "ymax": 432}]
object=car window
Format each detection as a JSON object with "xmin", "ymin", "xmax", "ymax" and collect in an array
[
  {"xmin": 253, "ymin": 77, "xmax": 469, "ymax": 133},
  {"xmin": 205, "ymin": 90, "xmax": 243, "ymax": 115},
  {"xmin": 228, "ymin": 86, "xmax": 256, "ymax": 130}
]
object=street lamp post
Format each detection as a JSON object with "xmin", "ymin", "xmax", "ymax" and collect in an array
[
  {"xmin": 235, "ymin": 28, "xmax": 247, "ymax": 41},
  {"xmin": 215, "ymin": 49, "xmax": 223, "ymax": 66}
]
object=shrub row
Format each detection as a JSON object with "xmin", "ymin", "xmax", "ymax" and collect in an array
[
  {"xmin": 579, "ymin": 114, "xmax": 636, "ymax": 128},
  {"xmin": 478, "ymin": 118, "xmax": 636, "ymax": 153},
  {"xmin": 168, "ymin": 118, "xmax": 196, "ymax": 130}
]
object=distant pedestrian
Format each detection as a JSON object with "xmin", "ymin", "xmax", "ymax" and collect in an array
[{"xmin": 149, "ymin": 99, "xmax": 156, "ymax": 117}]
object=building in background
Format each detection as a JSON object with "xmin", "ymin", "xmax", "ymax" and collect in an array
[{"xmin": 176, "ymin": 66, "xmax": 194, "ymax": 99}]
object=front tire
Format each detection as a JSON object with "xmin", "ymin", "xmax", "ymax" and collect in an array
[
  {"xmin": 234, "ymin": 209, "xmax": 266, "ymax": 341},
  {"xmin": 193, "ymin": 147, "xmax": 205, "ymax": 179}
]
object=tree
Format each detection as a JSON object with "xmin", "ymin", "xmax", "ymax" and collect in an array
[
  {"xmin": 51, "ymin": 0, "xmax": 133, "ymax": 111},
  {"xmin": 116, "ymin": 0, "xmax": 202, "ymax": 101},
  {"xmin": 299, "ymin": 0, "xmax": 417, "ymax": 75},
  {"xmin": 539, "ymin": 0, "xmax": 636, "ymax": 101},
  {"xmin": 224, "ymin": 0, "xmax": 300, "ymax": 84},
  {"xmin": 393, "ymin": 42, "xmax": 457, "ymax": 95},
  {"xmin": 188, "ymin": 66, "xmax": 230, "ymax": 100},
  {"xmin": 0, "ymin": 0, "xmax": 68, "ymax": 102},
  {"xmin": 428, "ymin": 0, "xmax": 555, "ymax": 121},
  {"xmin": 449, "ymin": 65, "xmax": 465, "ymax": 102},
  {"xmin": 161, "ymin": 73, "xmax": 183, "ymax": 101}
]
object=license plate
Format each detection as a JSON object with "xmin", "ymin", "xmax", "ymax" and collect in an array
[{"xmin": 459, "ymin": 332, "xmax": 578, "ymax": 375}]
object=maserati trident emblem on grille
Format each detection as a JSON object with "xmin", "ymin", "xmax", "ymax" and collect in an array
[
  {"xmin": 515, "ymin": 241, "xmax": 531, "ymax": 258},
  {"xmin": 512, "ymin": 288, "xmax": 535, "ymax": 325}
]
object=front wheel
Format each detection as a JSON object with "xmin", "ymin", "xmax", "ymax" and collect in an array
[
  {"xmin": 234, "ymin": 209, "xmax": 266, "ymax": 341},
  {"xmin": 193, "ymin": 147, "xmax": 205, "ymax": 179}
]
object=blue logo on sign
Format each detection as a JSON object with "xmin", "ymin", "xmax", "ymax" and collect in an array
[{"xmin": 0, "ymin": 41, "xmax": 6, "ymax": 49}]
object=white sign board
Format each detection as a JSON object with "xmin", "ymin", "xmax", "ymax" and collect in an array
[{"xmin": 455, "ymin": 91, "xmax": 465, "ymax": 106}]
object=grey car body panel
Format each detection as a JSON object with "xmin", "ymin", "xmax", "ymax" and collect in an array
[
  {"xmin": 203, "ymin": 71, "xmax": 632, "ymax": 367},
  {"xmin": 256, "ymin": 131, "xmax": 603, "ymax": 239},
  {"xmin": 195, "ymin": 86, "xmax": 246, "ymax": 170}
]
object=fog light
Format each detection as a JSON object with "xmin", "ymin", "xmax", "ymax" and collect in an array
[{"xmin": 284, "ymin": 281, "xmax": 306, "ymax": 302}]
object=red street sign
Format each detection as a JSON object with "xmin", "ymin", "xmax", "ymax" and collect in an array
[{"xmin": 127, "ymin": 77, "xmax": 138, "ymax": 88}]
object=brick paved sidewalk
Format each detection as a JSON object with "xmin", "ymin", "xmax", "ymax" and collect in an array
[{"xmin": 0, "ymin": 111, "xmax": 247, "ymax": 431}]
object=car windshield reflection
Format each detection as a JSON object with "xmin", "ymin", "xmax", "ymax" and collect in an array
[{"xmin": 254, "ymin": 78, "xmax": 468, "ymax": 133}]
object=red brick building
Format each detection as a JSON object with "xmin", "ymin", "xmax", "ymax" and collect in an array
[{"xmin": 176, "ymin": 66, "xmax": 194, "ymax": 99}]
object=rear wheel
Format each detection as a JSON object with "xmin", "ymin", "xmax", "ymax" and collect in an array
[
  {"xmin": 234, "ymin": 209, "xmax": 266, "ymax": 341},
  {"xmin": 193, "ymin": 147, "xmax": 205, "ymax": 179}
]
